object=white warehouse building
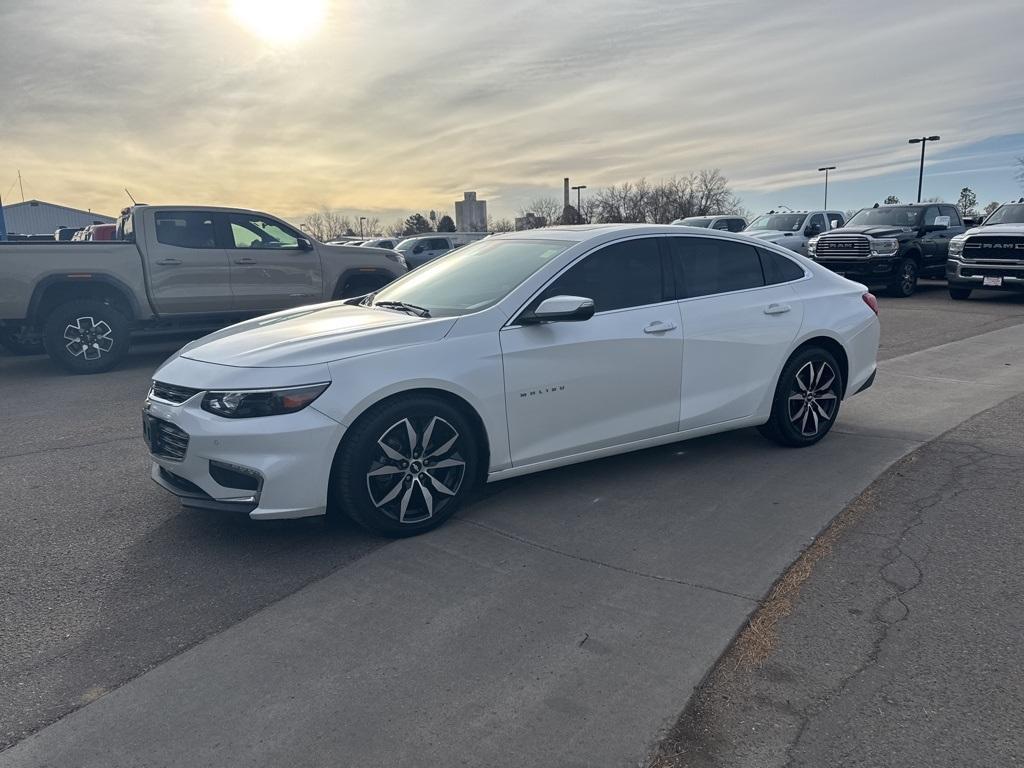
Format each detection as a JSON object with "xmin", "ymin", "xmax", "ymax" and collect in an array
[{"xmin": 1, "ymin": 199, "xmax": 115, "ymax": 235}]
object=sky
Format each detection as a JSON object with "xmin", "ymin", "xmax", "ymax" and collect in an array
[{"xmin": 1, "ymin": 0, "xmax": 1023, "ymax": 226}]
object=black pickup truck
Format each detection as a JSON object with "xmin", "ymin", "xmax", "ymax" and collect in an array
[{"xmin": 807, "ymin": 203, "xmax": 966, "ymax": 297}]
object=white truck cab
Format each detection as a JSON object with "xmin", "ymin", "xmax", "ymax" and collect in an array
[
  {"xmin": 396, "ymin": 232, "xmax": 490, "ymax": 268},
  {"xmin": 745, "ymin": 210, "xmax": 846, "ymax": 255}
]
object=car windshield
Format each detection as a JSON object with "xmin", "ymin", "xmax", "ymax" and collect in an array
[
  {"xmin": 371, "ymin": 238, "xmax": 572, "ymax": 317},
  {"xmin": 675, "ymin": 217, "xmax": 712, "ymax": 227},
  {"xmin": 748, "ymin": 214, "xmax": 804, "ymax": 231},
  {"xmin": 847, "ymin": 207, "xmax": 923, "ymax": 227},
  {"xmin": 984, "ymin": 204, "xmax": 1024, "ymax": 225}
]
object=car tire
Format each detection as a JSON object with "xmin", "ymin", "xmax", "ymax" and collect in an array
[
  {"xmin": 0, "ymin": 324, "xmax": 45, "ymax": 355},
  {"xmin": 332, "ymin": 394, "xmax": 480, "ymax": 537},
  {"xmin": 42, "ymin": 299, "xmax": 131, "ymax": 374},
  {"xmin": 948, "ymin": 287, "xmax": 972, "ymax": 301},
  {"xmin": 886, "ymin": 257, "xmax": 919, "ymax": 297},
  {"xmin": 758, "ymin": 346, "xmax": 843, "ymax": 448}
]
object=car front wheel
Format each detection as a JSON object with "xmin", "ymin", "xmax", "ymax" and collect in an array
[
  {"xmin": 42, "ymin": 299, "xmax": 131, "ymax": 374},
  {"xmin": 332, "ymin": 394, "xmax": 479, "ymax": 537},
  {"xmin": 758, "ymin": 347, "xmax": 843, "ymax": 447}
]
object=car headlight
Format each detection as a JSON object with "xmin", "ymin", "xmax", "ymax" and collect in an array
[
  {"xmin": 869, "ymin": 238, "xmax": 899, "ymax": 257},
  {"xmin": 201, "ymin": 383, "xmax": 330, "ymax": 419},
  {"xmin": 948, "ymin": 237, "xmax": 966, "ymax": 258},
  {"xmin": 807, "ymin": 236, "xmax": 820, "ymax": 257}
]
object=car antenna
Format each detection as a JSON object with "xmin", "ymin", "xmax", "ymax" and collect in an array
[{"xmin": 124, "ymin": 188, "xmax": 138, "ymax": 205}]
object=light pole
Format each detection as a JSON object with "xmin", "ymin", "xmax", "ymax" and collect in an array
[
  {"xmin": 908, "ymin": 136, "xmax": 940, "ymax": 202},
  {"xmin": 776, "ymin": 204, "xmax": 794, "ymax": 212},
  {"xmin": 817, "ymin": 166, "xmax": 836, "ymax": 209},
  {"xmin": 571, "ymin": 185, "xmax": 586, "ymax": 219},
  {"xmin": 359, "ymin": 216, "xmax": 367, "ymax": 238}
]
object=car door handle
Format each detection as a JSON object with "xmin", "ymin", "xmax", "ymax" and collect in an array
[
  {"xmin": 233, "ymin": 257, "xmax": 257, "ymax": 264},
  {"xmin": 643, "ymin": 321, "xmax": 677, "ymax": 334},
  {"xmin": 155, "ymin": 258, "xmax": 182, "ymax": 266},
  {"xmin": 764, "ymin": 303, "xmax": 792, "ymax": 315}
]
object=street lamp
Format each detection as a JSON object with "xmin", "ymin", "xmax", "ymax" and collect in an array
[
  {"xmin": 359, "ymin": 216, "xmax": 367, "ymax": 238},
  {"xmin": 817, "ymin": 166, "xmax": 836, "ymax": 209},
  {"xmin": 776, "ymin": 203, "xmax": 794, "ymax": 212},
  {"xmin": 571, "ymin": 185, "xmax": 587, "ymax": 217},
  {"xmin": 908, "ymin": 136, "xmax": 940, "ymax": 202}
]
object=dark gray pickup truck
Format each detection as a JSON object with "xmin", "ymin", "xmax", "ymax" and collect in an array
[{"xmin": 0, "ymin": 205, "xmax": 407, "ymax": 372}]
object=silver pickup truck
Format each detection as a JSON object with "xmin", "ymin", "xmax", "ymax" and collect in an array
[{"xmin": 0, "ymin": 204, "xmax": 407, "ymax": 373}]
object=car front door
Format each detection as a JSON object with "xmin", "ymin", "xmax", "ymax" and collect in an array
[
  {"xmin": 500, "ymin": 237, "xmax": 683, "ymax": 467},
  {"xmin": 225, "ymin": 212, "xmax": 322, "ymax": 312},
  {"xmin": 668, "ymin": 236, "xmax": 804, "ymax": 431},
  {"xmin": 146, "ymin": 210, "xmax": 233, "ymax": 314}
]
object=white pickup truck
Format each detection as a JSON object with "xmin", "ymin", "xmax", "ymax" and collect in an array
[{"xmin": 0, "ymin": 205, "xmax": 407, "ymax": 373}]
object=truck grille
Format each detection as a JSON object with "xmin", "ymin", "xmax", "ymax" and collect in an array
[
  {"xmin": 814, "ymin": 235, "xmax": 871, "ymax": 258},
  {"xmin": 144, "ymin": 416, "xmax": 190, "ymax": 461},
  {"xmin": 961, "ymin": 235, "xmax": 1024, "ymax": 262},
  {"xmin": 150, "ymin": 381, "xmax": 202, "ymax": 404}
]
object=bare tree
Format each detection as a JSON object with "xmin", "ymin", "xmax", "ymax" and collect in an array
[
  {"xmin": 519, "ymin": 197, "xmax": 561, "ymax": 225},
  {"xmin": 361, "ymin": 216, "xmax": 383, "ymax": 237},
  {"xmin": 883, "ymin": 195, "xmax": 900, "ymax": 205},
  {"xmin": 301, "ymin": 207, "xmax": 353, "ymax": 241},
  {"xmin": 589, "ymin": 170, "xmax": 742, "ymax": 224},
  {"xmin": 487, "ymin": 216, "xmax": 515, "ymax": 232}
]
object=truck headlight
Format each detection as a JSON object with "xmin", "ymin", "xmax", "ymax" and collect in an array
[
  {"xmin": 201, "ymin": 383, "xmax": 330, "ymax": 418},
  {"xmin": 807, "ymin": 236, "xmax": 819, "ymax": 257},
  {"xmin": 948, "ymin": 237, "xmax": 966, "ymax": 258},
  {"xmin": 869, "ymin": 238, "xmax": 899, "ymax": 257}
]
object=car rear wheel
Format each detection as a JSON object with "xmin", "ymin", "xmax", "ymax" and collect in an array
[
  {"xmin": 42, "ymin": 299, "xmax": 130, "ymax": 374},
  {"xmin": 758, "ymin": 347, "xmax": 843, "ymax": 448},
  {"xmin": 948, "ymin": 287, "xmax": 972, "ymax": 301},
  {"xmin": 332, "ymin": 394, "xmax": 479, "ymax": 537},
  {"xmin": 886, "ymin": 257, "xmax": 919, "ymax": 297}
]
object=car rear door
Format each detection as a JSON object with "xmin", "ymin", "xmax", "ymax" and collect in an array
[
  {"xmin": 500, "ymin": 236, "xmax": 683, "ymax": 466},
  {"xmin": 146, "ymin": 210, "xmax": 233, "ymax": 314},
  {"xmin": 224, "ymin": 212, "xmax": 323, "ymax": 312},
  {"xmin": 668, "ymin": 236, "xmax": 804, "ymax": 431}
]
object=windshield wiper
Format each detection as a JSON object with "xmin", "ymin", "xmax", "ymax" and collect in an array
[{"xmin": 374, "ymin": 300, "xmax": 431, "ymax": 318}]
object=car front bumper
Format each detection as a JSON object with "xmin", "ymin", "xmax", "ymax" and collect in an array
[
  {"xmin": 813, "ymin": 256, "xmax": 900, "ymax": 283},
  {"xmin": 144, "ymin": 395, "xmax": 345, "ymax": 520},
  {"xmin": 946, "ymin": 259, "xmax": 1024, "ymax": 292}
]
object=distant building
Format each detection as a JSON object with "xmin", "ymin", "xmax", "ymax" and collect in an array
[
  {"xmin": 0, "ymin": 199, "xmax": 114, "ymax": 235},
  {"xmin": 454, "ymin": 191, "xmax": 487, "ymax": 232},
  {"xmin": 515, "ymin": 213, "xmax": 547, "ymax": 230}
]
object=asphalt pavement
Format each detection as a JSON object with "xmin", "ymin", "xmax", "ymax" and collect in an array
[
  {"xmin": 2, "ymin": 284, "xmax": 1023, "ymax": 766},
  {"xmin": 649, "ymin": 393, "xmax": 1024, "ymax": 768}
]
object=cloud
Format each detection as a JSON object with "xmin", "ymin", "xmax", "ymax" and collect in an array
[{"xmin": 1, "ymin": 0, "xmax": 1022, "ymax": 219}]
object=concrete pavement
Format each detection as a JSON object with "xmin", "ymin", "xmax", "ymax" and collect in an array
[{"xmin": 4, "ymin": 319, "xmax": 1024, "ymax": 767}]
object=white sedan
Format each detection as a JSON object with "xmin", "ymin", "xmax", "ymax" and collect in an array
[{"xmin": 144, "ymin": 224, "xmax": 880, "ymax": 536}]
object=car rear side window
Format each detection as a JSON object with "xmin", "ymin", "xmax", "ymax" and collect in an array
[
  {"xmin": 540, "ymin": 237, "xmax": 664, "ymax": 312},
  {"xmin": 727, "ymin": 219, "xmax": 746, "ymax": 232},
  {"xmin": 759, "ymin": 248, "xmax": 805, "ymax": 284},
  {"xmin": 669, "ymin": 237, "xmax": 765, "ymax": 298},
  {"xmin": 155, "ymin": 211, "xmax": 217, "ymax": 249}
]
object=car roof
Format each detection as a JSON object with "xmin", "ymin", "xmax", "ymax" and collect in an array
[{"xmin": 492, "ymin": 223, "xmax": 772, "ymax": 244}]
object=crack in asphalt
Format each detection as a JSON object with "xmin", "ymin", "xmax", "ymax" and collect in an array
[
  {"xmin": 456, "ymin": 517, "xmax": 760, "ymax": 604},
  {"xmin": 0, "ymin": 433, "xmax": 139, "ymax": 461}
]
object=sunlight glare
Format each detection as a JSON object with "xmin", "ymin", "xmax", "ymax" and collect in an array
[{"xmin": 229, "ymin": 0, "xmax": 327, "ymax": 46}]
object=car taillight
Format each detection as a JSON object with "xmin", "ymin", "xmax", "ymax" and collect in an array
[{"xmin": 862, "ymin": 292, "xmax": 879, "ymax": 315}]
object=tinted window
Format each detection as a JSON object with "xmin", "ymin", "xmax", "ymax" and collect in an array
[
  {"xmin": 941, "ymin": 206, "xmax": 962, "ymax": 225},
  {"xmin": 228, "ymin": 214, "xmax": 300, "ymax": 249},
  {"xmin": 540, "ymin": 238, "xmax": 663, "ymax": 312},
  {"xmin": 922, "ymin": 206, "xmax": 941, "ymax": 227},
  {"xmin": 712, "ymin": 219, "xmax": 731, "ymax": 230},
  {"xmin": 155, "ymin": 211, "xmax": 217, "ymax": 249},
  {"xmin": 828, "ymin": 213, "xmax": 845, "ymax": 229},
  {"xmin": 670, "ymin": 237, "xmax": 764, "ymax": 298},
  {"xmin": 727, "ymin": 219, "xmax": 746, "ymax": 232},
  {"xmin": 427, "ymin": 238, "xmax": 450, "ymax": 250},
  {"xmin": 809, "ymin": 213, "xmax": 827, "ymax": 233},
  {"xmin": 759, "ymin": 248, "xmax": 805, "ymax": 284}
]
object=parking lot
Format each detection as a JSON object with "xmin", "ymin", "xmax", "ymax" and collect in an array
[{"xmin": 3, "ymin": 284, "xmax": 1024, "ymax": 765}]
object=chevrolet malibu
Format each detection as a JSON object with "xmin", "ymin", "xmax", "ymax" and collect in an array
[{"xmin": 145, "ymin": 224, "xmax": 880, "ymax": 537}]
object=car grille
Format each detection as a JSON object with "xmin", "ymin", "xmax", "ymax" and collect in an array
[
  {"xmin": 144, "ymin": 416, "xmax": 189, "ymax": 461},
  {"xmin": 814, "ymin": 235, "xmax": 871, "ymax": 258},
  {"xmin": 961, "ymin": 235, "xmax": 1024, "ymax": 262},
  {"xmin": 150, "ymin": 381, "xmax": 202, "ymax": 404}
]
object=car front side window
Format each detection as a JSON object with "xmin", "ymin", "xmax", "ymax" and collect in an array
[
  {"xmin": 537, "ymin": 238, "xmax": 664, "ymax": 313},
  {"xmin": 228, "ymin": 214, "xmax": 301, "ymax": 249}
]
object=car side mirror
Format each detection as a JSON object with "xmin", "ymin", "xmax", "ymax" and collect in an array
[
  {"xmin": 413, "ymin": 245, "xmax": 425, "ymax": 254},
  {"xmin": 804, "ymin": 225, "xmax": 821, "ymax": 237},
  {"xmin": 296, "ymin": 237, "xmax": 313, "ymax": 251},
  {"xmin": 520, "ymin": 295, "xmax": 595, "ymax": 324}
]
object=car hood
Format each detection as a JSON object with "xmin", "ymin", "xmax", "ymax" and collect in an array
[
  {"xmin": 969, "ymin": 223, "xmax": 1024, "ymax": 236},
  {"xmin": 745, "ymin": 229, "xmax": 800, "ymax": 241},
  {"xmin": 179, "ymin": 302, "xmax": 456, "ymax": 368},
  {"xmin": 824, "ymin": 225, "xmax": 914, "ymax": 238}
]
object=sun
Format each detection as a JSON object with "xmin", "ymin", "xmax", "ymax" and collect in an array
[{"xmin": 229, "ymin": 0, "xmax": 327, "ymax": 46}]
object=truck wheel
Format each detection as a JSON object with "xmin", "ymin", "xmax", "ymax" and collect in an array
[
  {"xmin": 886, "ymin": 257, "xmax": 918, "ymax": 298},
  {"xmin": 0, "ymin": 324, "xmax": 45, "ymax": 355},
  {"xmin": 948, "ymin": 287, "xmax": 972, "ymax": 301},
  {"xmin": 43, "ymin": 299, "xmax": 130, "ymax": 374}
]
